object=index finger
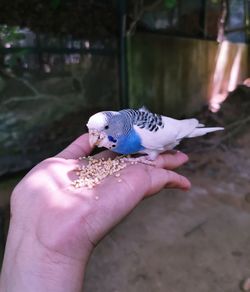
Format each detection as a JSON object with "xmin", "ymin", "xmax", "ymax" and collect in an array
[{"xmin": 55, "ymin": 133, "xmax": 93, "ymax": 159}]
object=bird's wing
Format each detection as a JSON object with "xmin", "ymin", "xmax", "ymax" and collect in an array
[{"xmin": 134, "ymin": 116, "xmax": 200, "ymax": 151}]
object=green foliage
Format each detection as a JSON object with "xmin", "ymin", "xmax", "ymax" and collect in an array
[
  {"xmin": 163, "ymin": 0, "xmax": 176, "ymax": 9},
  {"xmin": 6, "ymin": 48, "xmax": 30, "ymax": 68},
  {"xmin": 0, "ymin": 25, "xmax": 25, "ymax": 46},
  {"xmin": 0, "ymin": 1, "xmax": 117, "ymax": 37},
  {"xmin": 0, "ymin": 25, "xmax": 26, "ymax": 69}
]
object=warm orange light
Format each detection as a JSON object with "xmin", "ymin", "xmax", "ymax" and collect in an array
[
  {"xmin": 208, "ymin": 41, "xmax": 247, "ymax": 112},
  {"xmin": 227, "ymin": 45, "xmax": 244, "ymax": 92},
  {"xmin": 209, "ymin": 41, "xmax": 229, "ymax": 112}
]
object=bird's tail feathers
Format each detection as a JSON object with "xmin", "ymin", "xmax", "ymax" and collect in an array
[{"xmin": 187, "ymin": 127, "xmax": 224, "ymax": 138}]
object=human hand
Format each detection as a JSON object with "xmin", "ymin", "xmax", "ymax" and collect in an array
[{"xmin": 0, "ymin": 134, "xmax": 190, "ymax": 292}]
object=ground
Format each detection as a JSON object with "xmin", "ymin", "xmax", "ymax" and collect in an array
[
  {"xmin": 84, "ymin": 131, "xmax": 250, "ymax": 292},
  {"xmin": 0, "ymin": 129, "xmax": 250, "ymax": 292}
]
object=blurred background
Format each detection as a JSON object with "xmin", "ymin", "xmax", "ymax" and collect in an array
[{"xmin": 0, "ymin": 1, "xmax": 250, "ymax": 291}]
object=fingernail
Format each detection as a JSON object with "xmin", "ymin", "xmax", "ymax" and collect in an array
[
  {"xmin": 183, "ymin": 180, "xmax": 191, "ymax": 190},
  {"xmin": 178, "ymin": 152, "xmax": 189, "ymax": 162}
]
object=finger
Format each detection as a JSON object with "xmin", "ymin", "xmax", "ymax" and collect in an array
[
  {"xmin": 145, "ymin": 167, "xmax": 191, "ymax": 196},
  {"xmin": 107, "ymin": 163, "xmax": 191, "ymax": 199},
  {"xmin": 55, "ymin": 134, "xmax": 92, "ymax": 159},
  {"xmin": 153, "ymin": 151, "xmax": 189, "ymax": 170},
  {"xmin": 163, "ymin": 170, "xmax": 191, "ymax": 190}
]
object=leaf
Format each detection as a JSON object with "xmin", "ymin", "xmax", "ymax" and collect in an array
[{"xmin": 164, "ymin": 0, "xmax": 176, "ymax": 9}]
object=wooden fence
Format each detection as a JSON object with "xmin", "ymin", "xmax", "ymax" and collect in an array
[{"xmin": 128, "ymin": 33, "xmax": 249, "ymax": 116}]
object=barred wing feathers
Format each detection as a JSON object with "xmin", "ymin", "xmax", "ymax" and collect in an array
[{"xmin": 134, "ymin": 116, "xmax": 223, "ymax": 151}]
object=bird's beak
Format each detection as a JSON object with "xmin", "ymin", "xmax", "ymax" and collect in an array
[{"xmin": 89, "ymin": 129, "xmax": 103, "ymax": 147}]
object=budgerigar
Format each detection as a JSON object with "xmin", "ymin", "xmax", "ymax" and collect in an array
[{"xmin": 86, "ymin": 107, "xmax": 224, "ymax": 160}]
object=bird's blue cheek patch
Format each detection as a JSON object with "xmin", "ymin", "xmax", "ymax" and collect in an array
[
  {"xmin": 108, "ymin": 135, "xmax": 117, "ymax": 143},
  {"xmin": 113, "ymin": 129, "xmax": 144, "ymax": 155}
]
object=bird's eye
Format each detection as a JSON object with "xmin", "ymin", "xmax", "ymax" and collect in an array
[{"xmin": 104, "ymin": 125, "xmax": 109, "ymax": 130}]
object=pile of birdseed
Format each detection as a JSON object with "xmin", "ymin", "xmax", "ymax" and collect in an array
[{"xmin": 72, "ymin": 156, "xmax": 129, "ymax": 189}]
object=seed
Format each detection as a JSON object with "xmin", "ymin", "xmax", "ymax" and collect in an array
[{"xmin": 72, "ymin": 155, "xmax": 129, "ymax": 188}]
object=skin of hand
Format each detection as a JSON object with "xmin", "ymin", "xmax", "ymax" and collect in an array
[{"xmin": 0, "ymin": 134, "xmax": 191, "ymax": 292}]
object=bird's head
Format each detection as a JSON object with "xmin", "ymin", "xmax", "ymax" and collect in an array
[{"xmin": 86, "ymin": 111, "xmax": 121, "ymax": 150}]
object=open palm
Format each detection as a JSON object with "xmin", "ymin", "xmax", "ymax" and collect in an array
[{"xmin": 10, "ymin": 134, "xmax": 191, "ymax": 261}]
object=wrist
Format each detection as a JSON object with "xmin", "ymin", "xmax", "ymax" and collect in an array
[{"xmin": 0, "ymin": 220, "xmax": 91, "ymax": 292}]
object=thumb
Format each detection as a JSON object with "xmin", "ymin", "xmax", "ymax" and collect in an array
[{"xmin": 56, "ymin": 134, "xmax": 93, "ymax": 159}]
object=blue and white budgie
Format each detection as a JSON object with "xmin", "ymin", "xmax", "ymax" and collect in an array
[{"xmin": 86, "ymin": 107, "xmax": 224, "ymax": 161}]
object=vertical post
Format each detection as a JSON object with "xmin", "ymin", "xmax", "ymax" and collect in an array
[
  {"xmin": 200, "ymin": 0, "xmax": 207, "ymax": 38},
  {"xmin": 244, "ymin": 0, "xmax": 250, "ymax": 43},
  {"xmin": 118, "ymin": 0, "xmax": 129, "ymax": 108}
]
